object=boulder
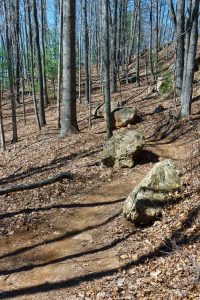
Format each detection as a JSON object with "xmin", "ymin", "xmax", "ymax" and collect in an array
[
  {"xmin": 123, "ymin": 160, "xmax": 182, "ymax": 225},
  {"xmin": 112, "ymin": 107, "xmax": 137, "ymax": 128},
  {"xmin": 92, "ymin": 101, "xmax": 119, "ymax": 118},
  {"xmin": 101, "ymin": 130, "xmax": 145, "ymax": 168}
]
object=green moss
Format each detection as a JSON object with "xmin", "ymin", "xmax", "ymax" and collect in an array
[{"xmin": 160, "ymin": 70, "xmax": 173, "ymax": 95}]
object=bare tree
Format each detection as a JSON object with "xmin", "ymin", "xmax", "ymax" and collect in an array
[
  {"xmin": 136, "ymin": 0, "xmax": 141, "ymax": 86},
  {"xmin": 40, "ymin": 0, "xmax": 49, "ymax": 106},
  {"xmin": 32, "ymin": 0, "xmax": 46, "ymax": 127},
  {"xmin": 3, "ymin": 0, "xmax": 18, "ymax": 143},
  {"xmin": 111, "ymin": 0, "xmax": 118, "ymax": 93},
  {"xmin": 102, "ymin": 0, "xmax": 113, "ymax": 139},
  {"xmin": 83, "ymin": 0, "xmax": 90, "ymax": 104},
  {"xmin": 60, "ymin": 0, "xmax": 79, "ymax": 137},
  {"xmin": 27, "ymin": 0, "xmax": 41, "ymax": 130},
  {"xmin": 0, "ymin": 80, "xmax": 6, "ymax": 151},
  {"xmin": 181, "ymin": 0, "xmax": 199, "ymax": 117},
  {"xmin": 56, "ymin": 0, "xmax": 63, "ymax": 129},
  {"xmin": 168, "ymin": 0, "xmax": 185, "ymax": 96}
]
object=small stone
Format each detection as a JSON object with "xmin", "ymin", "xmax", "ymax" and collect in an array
[
  {"xmin": 6, "ymin": 231, "xmax": 14, "ymax": 236},
  {"xmin": 78, "ymin": 292, "xmax": 85, "ymax": 299},
  {"xmin": 120, "ymin": 254, "xmax": 129, "ymax": 260},
  {"xmin": 117, "ymin": 277, "xmax": 125, "ymax": 287},
  {"xmin": 131, "ymin": 254, "xmax": 139, "ymax": 261},
  {"xmin": 150, "ymin": 270, "xmax": 161, "ymax": 277},
  {"xmin": 96, "ymin": 291, "xmax": 106, "ymax": 299}
]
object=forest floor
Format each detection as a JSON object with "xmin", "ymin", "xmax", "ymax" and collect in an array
[{"xmin": 0, "ymin": 46, "xmax": 200, "ymax": 299}]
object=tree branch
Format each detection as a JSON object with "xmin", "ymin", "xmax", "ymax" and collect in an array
[
  {"xmin": 167, "ymin": 0, "xmax": 177, "ymax": 27},
  {"xmin": 0, "ymin": 172, "xmax": 74, "ymax": 195}
]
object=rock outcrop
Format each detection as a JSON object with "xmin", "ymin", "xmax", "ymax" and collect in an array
[
  {"xmin": 112, "ymin": 107, "xmax": 137, "ymax": 129},
  {"xmin": 101, "ymin": 130, "xmax": 145, "ymax": 168},
  {"xmin": 123, "ymin": 160, "xmax": 182, "ymax": 225}
]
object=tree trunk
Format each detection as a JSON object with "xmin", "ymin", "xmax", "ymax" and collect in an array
[
  {"xmin": 56, "ymin": 0, "xmax": 63, "ymax": 129},
  {"xmin": 155, "ymin": 0, "xmax": 159, "ymax": 79},
  {"xmin": 60, "ymin": 0, "xmax": 79, "ymax": 137},
  {"xmin": 32, "ymin": 0, "xmax": 46, "ymax": 127},
  {"xmin": 15, "ymin": 0, "xmax": 21, "ymax": 106},
  {"xmin": 27, "ymin": 0, "xmax": 41, "ymax": 130},
  {"xmin": 3, "ymin": 0, "xmax": 18, "ymax": 143},
  {"xmin": 102, "ymin": 0, "xmax": 113, "ymax": 139},
  {"xmin": 41, "ymin": 0, "xmax": 49, "ymax": 106},
  {"xmin": 83, "ymin": 0, "xmax": 90, "ymax": 104},
  {"xmin": 149, "ymin": 0, "xmax": 155, "ymax": 81},
  {"xmin": 175, "ymin": 0, "xmax": 185, "ymax": 96},
  {"xmin": 111, "ymin": 0, "xmax": 118, "ymax": 93},
  {"xmin": 136, "ymin": 0, "xmax": 141, "ymax": 86},
  {"xmin": 0, "ymin": 81, "xmax": 6, "ymax": 151},
  {"xmin": 181, "ymin": 0, "xmax": 199, "ymax": 117}
]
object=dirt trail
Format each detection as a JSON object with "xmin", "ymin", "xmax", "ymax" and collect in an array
[{"xmin": 0, "ymin": 140, "xmax": 188, "ymax": 299}]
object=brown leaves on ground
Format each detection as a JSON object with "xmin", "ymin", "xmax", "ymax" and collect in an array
[{"xmin": 0, "ymin": 47, "xmax": 200, "ymax": 299}]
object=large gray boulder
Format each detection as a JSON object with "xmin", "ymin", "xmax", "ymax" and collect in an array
[
  {"xmin": 112, "ymin": 107, "xmax": 137, "ymax": 129},
  {"xmin": 101, "ymin": 130, "xmax": 145, "ymax": 168},
  {"xmin": 123, "ymin": 160, "xmax": 182, "ymax": 225}
]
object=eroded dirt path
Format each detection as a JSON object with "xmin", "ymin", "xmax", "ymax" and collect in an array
[{"xmin": 0, "ymin": 139, "xmax": 189, "ymax": 300}]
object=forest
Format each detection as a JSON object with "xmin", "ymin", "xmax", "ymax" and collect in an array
[{"xmin": 0, "ymin": 0, "xmax": 200, "ymax": 299}]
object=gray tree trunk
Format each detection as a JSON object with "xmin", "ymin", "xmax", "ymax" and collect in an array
[
  {"xmin": 27, "ymin": 0, "xmax": 41, "ymax": 130},
  {"xmin": 136, "ymin": 0, "xmax": 141, "ymax": 86},
  {"xmin": 83, "ymin": 0, "xmax": 90, "ymax": 104},
  {"xmin": 181, "ymin": 0, "xmax": 199, "ymax": 117},
  {"xmin": 32, "ymin": 0, "xmax": 46, "ymax": 127},
  {"xmin": 56, "ymin": 0, "xmax": 63, "ymax": 129},
  {"xmin": 175, "ymin": 0, "xmax": 185, "ymax": 96},
  {"xmin": 0, "ymin": 81, "xmax": 6, "ymax": 151},
  {"xmin": 168, "ymin": 0, "xmax": 185, "ymax": 96},
  {"xmin": 102, "ymin": 0, "xmax": 113, "ymax": 139},
  {"xmin": 111, "ymin": 0, "xmax": 118, "ymax": 93},
  {"xmin": 149, "ymin": 0, "xmax": 155, "ymax": 81},
  {"xmin": 155, "ymin": 0, "xmax": 159, "ymax": 79},
  {"xmin": 60, "ymin": 0, "xmax": 79, "ymax": 137},
  {"xmin": 3, "ymin": 0, "xmax": 18, "ymax": 143},
  {"xmin": 15, "ymin": 0, "xmax": 21, "ymax": 106},
  {"xmin": 41, "ymin": 0, "xmax": 49, "ymax": 106}
]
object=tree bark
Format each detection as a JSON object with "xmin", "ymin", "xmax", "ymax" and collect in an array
[
  {"xmin": 0, "ymin": 80, "xmax": 6, "ymax": 151},
  {"xmin": 56, "ymin": 0, "xmax": 63, "ymax": 129},
  {"xmin": 175, "ymin": 0, "xmax": 185, "ymax": 96},
  {"xmin": 102, "ymin": 0, "xmax": 113, "ymax": 139},
  {"xmin": 32, "ymin": 0, "xmax": 46, "ymax": 127},
  {"xmin": 27, "ymin": 0, "xmax": 41, "ymax": 130},
  {"xmin": 15, "ymin": 0, "xmax": 21, "ymax": 106},
  {"xmin": 83, "ymin": 0, "xmax": 90, "ymax": 104},
  {"xmin": 41, "ymin": 0, "xmax": 49, "ymax": 106},
  {"xmin": 181, "ymin": 0, "xmax": 199, "ymax": 117},
  {"xmin": 60, "ymin": 0, "xmax": 79, "ymax": 137},
  {"xmin": 111, "ymin": 0, "xmax": 118, "ymax": 93},
  {"xmin": 3, "ymin": 0, "xmax": 18, "ymax": 143},
  {"xmin": 136, "ymin": 0, "xmax": 141, "ymax": 86}
]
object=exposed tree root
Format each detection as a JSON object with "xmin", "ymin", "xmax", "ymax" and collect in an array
[{"xmin": 0, "ymin": 172, "xmax": 74, "ymax": 195}]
